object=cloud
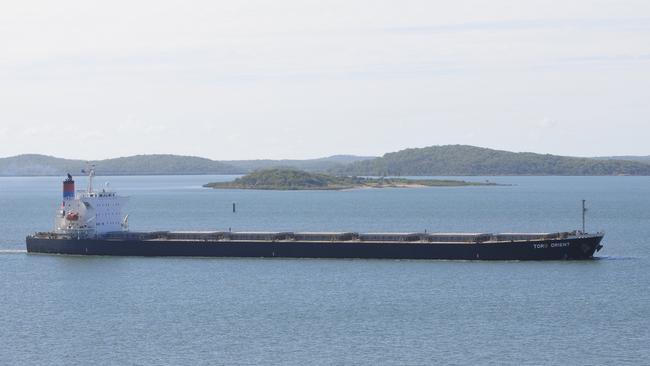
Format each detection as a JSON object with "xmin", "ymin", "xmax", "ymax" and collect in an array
[
  {"xmin": 383, "ymin": 18, "xmax": 650, "ymax": 35},
  {"xmin": 1, "ymin": 1, "xmax": 650, "ymax": 158},
  {"xmin": 117, "ymin": 115, "xmax": 170, "ymax": 136},
  {"xmin": 559, "ymin": 53, "xmax": 650, "ymax": 64},
  {"xmin": 536, "ymin": 118, "xmax": 557, "ymax": 129}
]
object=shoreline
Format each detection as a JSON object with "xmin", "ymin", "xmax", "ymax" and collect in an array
[{"xmin": 204, "ymin": 182, "xmax": 502, "ymax": 191}]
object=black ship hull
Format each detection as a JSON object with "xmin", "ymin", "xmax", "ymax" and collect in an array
[{"xmin": 26, "ymin": 235, "xmax": 603, "ymax": 260}]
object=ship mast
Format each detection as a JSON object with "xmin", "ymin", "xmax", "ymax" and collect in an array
[
  {"xmin": 582, "ymin": 199, "xmax": 587, "ymax": 234},
  {"xmin": 87, "ymin": 164, "xmax": 95, "ymax": 194}
]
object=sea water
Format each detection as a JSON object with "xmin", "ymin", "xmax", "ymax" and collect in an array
[{"xmin": 1, "ymin": 175, "xmax": 648, "ymax": 365}]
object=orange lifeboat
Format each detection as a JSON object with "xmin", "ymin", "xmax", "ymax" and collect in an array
[{"xmin": 66, "ymin": 212, "xmax": 79, "ymax": 221}]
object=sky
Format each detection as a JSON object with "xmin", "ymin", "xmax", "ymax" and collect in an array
[{"xmin": 1, "ymin": 0, "xmax": 649, "ymax": 160}]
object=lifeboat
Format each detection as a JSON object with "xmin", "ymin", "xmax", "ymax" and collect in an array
[{"xmin": 66, "ymin": 212, "xmax": 79, "ymax": 221}]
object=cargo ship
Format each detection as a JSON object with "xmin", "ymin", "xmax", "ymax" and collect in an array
[{"xmin": 26, "ymin": 170, "xmax": 604, "ymax": 260}]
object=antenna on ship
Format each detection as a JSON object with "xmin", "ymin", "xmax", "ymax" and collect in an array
[{"xmin": 582, "ymin": 199, "xmax": 587, "ymax": 234}]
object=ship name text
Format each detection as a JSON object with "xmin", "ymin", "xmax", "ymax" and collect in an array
[{"xmin": 533, "ymin": 242, "xmax": 571, "ymax": 249}]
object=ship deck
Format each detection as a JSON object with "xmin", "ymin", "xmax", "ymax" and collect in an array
[{"xmin": 31, "ymin": 230, "xmax": 587, "ymax": 244}]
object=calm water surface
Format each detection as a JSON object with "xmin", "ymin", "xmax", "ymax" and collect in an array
[{"xmin": 1, "ymin": 175, "xmax": 649, "ymax": 365}]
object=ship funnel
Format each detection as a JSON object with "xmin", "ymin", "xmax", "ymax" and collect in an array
[{"xmin": 63, "ymin": 174, "xmax": 75, "ymax": 200}]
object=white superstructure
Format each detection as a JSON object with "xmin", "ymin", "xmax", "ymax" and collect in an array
[{"xmin": 55, "ymin": 166, "xmax": 129, "ymax": 236}]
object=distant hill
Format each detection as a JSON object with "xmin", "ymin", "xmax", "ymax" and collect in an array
[
  {"xmin": 223, "ymin": 155, "xmax": 376, "ymax": 172},
  {"xmin": 594, "ymin": 155, "xmax": 650, "ymax": 164},
  {"xmin": 2, "ymin": 148, "xmax": 649, "ymax": 176},
  {"xmin": 96, "ymin": 155, "xmax": 239, "ymax": 175},
  {"xmin": 0, "ymin": 154, "xmax": 86, "ymax": 176},
  {"xmin": 333, "ymin": 145, "xmax": 650, "ymax": 176},
  {"xmin": 0, "ymin": 154, "xmax": 374, "ymax": 176},
  {"xmin": 0, "ymin": 154, "xmax": 239, "ymax": 176}
]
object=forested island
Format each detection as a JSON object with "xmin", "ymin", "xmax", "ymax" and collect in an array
[{"xmin": 203, "ymin": 169, "xmax": 499, "ymax": 190}]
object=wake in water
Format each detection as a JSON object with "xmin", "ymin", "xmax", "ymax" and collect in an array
[
  {"xmin": 594, "ymin": 255, "xmax": 640, "ymax": 261},
  {"xmin": 0, "ymin": 249, "xmax": 27, "ymax": 254}
]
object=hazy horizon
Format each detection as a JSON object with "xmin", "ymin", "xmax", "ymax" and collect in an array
[{"xmin": 2, "ymin": 1, "xmax": 649, "ymax": 160}]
